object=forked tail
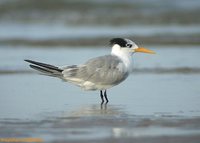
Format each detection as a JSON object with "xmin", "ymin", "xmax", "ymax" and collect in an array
[{"xmin": 24, "ymin": 59, "xmax": 63, "ymax": 77}]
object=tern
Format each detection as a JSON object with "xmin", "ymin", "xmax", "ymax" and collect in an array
[{"xmin": 25, "ymin": 38, "xmax": 155, "ymax": 103}]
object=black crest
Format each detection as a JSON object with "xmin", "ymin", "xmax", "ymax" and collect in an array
[{"xmin": 110, "ymin": 38, "xmax": 127, "ymax": 47}]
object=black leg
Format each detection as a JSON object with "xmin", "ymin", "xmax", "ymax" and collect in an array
[
  {"xmin": 100, "ymin": 90, "xmax": 104, "ymax": 104},
  {"xmin": 104, "ymin": 90, "xmax": 109, "ymax": 103}
]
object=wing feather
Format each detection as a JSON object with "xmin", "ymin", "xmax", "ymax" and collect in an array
[{"xmin": 62, "ymin": 55, "xmax": 128, "ymax": 85}]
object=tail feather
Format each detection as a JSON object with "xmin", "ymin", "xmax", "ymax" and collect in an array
[
  {"xmin": 25, "ymin": 59, "xmax": 63, "ymax": 72},
  {"xmin": 25, "ymin": 59, "xmax": 63, "ymax": 76},
  {"xmin": 30, "ymin": 64, "xmax": 54, "ymax": 73}
]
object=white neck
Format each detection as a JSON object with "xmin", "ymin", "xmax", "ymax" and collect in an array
[{"xmin": 111, "ymin": 44, "xmax": 132, "ymax": 72}]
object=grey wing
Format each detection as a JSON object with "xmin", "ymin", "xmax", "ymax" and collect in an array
[{"xmin": 62, "ymin": 55, "xmax": 128, "ymax": 85}]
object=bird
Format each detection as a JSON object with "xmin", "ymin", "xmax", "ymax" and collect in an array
[{"xmin": 25, "ymin": 38, "xmax": 155, "ymax": 104}]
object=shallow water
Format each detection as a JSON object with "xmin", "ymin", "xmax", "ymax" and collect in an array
[
  {"xmin": 0, "ymin": 46, "xmax": 200, "ymax": 142},
  {"xmin": 1, "ymin": 45, "xmax": 200, "ymax": 70},
  {"xmin": 0, "ymin": 0, "xmax": 200, "ymax": 142},
  {"xmin": 0, "ymin": 0, "xmax": 200, "ymax": 46},
  {"xmin": 1, "ymin": 72, "xmax": 200, "ymax": 119}
]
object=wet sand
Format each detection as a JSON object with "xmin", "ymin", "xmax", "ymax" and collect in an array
[{"xmin": 1, "ymin": 103, "xmax": 200, "ymax": 143}]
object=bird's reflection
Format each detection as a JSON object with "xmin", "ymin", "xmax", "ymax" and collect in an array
[
  {"xmin": 68, "ymin": 104, "xmax": 125, "ymax": 117},
  {"xmin": 100, "ymin": 102, "xmax": 107, "ymax": 110}
]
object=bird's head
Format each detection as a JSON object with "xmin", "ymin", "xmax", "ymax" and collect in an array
[{"xmin": 110, "ymin": 38, "xmax": 155, "ymax": 56}]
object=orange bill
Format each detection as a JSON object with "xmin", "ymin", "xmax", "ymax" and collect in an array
[{"xmin": 134, "ymin": 47, "xmax": 155, "ymax": 54}]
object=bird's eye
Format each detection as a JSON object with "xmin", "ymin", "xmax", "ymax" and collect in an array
[{"xmin": 126, "ymin": 43, "xmax": 132, "ymax": 48}]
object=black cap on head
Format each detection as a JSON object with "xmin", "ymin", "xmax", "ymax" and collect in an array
[{"xmin": 110, "ymin": 38, "xmax": 127, "ymax": 47}]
